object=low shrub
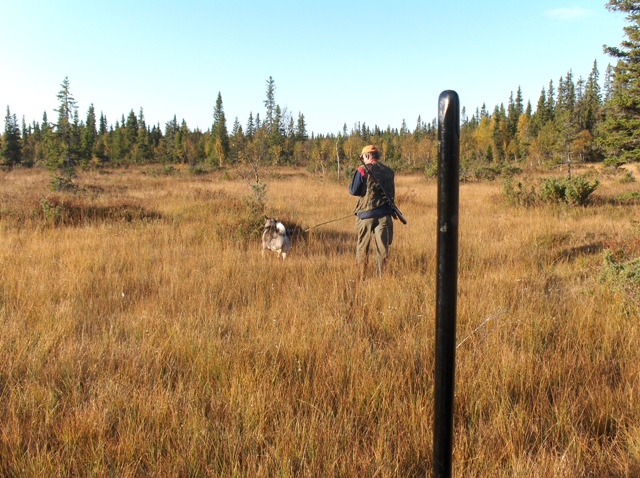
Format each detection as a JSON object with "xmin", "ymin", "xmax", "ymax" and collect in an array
[
  {"xmin": 0, "ymin": 193, "xmax": 161, "ymax": 228},
  {"xmin": 502, "ymin": 178, "xmax": 539, "ymax": 207},
  {"xmin": 600, "ymin": 250, "xmax": 640, "ymax": 303},
  {"xmin": 503, "ymin": 175, "xmax": 599, "ymax": 207}
]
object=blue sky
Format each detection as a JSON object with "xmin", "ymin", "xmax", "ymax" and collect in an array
[{"xmin": 0, "ymin": 1, "xmax": 628, "ymax": 136}]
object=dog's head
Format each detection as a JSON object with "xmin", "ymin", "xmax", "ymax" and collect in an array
[{"xmin": 263, "ymin": 217, "xmax": 277, "ymax": 230}]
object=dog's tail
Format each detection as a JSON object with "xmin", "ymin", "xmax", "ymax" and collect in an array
[{"xmin": 276, "ymin": 222, "xmax": 287, "ymax": 236}]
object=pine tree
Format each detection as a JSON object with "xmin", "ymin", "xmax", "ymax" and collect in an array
[
  {"xmin": 553, "ymin": 70, "xmax": 580, "ymax": 162},
  {"xmin": 98, "ymin": 112, "xmax": 108, "ymax": 136},
  {"xmin": 134, "ymin": 108, "xmax": 152, "ymax": 163},
  {"xmin": 578, "ymin": 60, "xmax": 602, "ymax": 133},
  {"xmin": 81, "ymin": 104, "xmax": 97, "ymax": 165},
  {"xmin": 545, "ymin": 80, "xmax": 556, "ymax": 121},
  {"xmin": 163, "ymin": 115, "xmax": 179, "ymax": 162},
  {"xmin": 230, "ymin": 116, "xmax": 244, "ymax": 163},
  {"xmin": 124, "ymin": 109, "xmax": 139, "ymax": 156},
  {"xmin": 492, "ymin": 104, "xmax": 507, "ymax": 161},
  {"xmin": 37, "ymin": 111, "xmax": 52, "ymax": 164},
  {"xmin": 598, "ymin": 0, "xmax": 640, "ymax": 164},
  {"xmin": 506, "ymin": 89, "xmax": 524, "ymax": 138},
  {"xmin": 400, "ymin": 118, "xmax": 409, "ymax": 135},
  {"xmin": 48, "ymin": 77, "xmax": 80, "ymax": 188},
  {"xmin": 110, "ymin": 120, "xmax": 126, "ymax": 163},
  {"xmin": 264, "ymin": 76, "xmax": 276, "ymax": 134},
  {"xmin": 272, "ymin": 105, "xmax": 284, "ymax": 143},
  {"xmin": 21, "ymin": 116, "xmax": 36, "ymax": 167},
  {"xmin": 530, "ymin": 88, "xmax": 548, "ymax": 136},
  {"xmin": 209, "ymin": 92, "xmax": 229, "ymax": 166},
  {"xmin": 296, "ymin": 112, "xmax": 308, "ymax": 141},
  {"xmin": 246, "ymin": 112, "xmax": 255, "ymax": 140},
  {"xmin": 1, "ymin": 106, "xmax": 22, "ymax": 167}
]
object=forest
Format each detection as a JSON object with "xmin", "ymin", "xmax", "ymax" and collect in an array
[{"xmin": 1, "ymin": 1, "xmax": 640, "ymax": 186}]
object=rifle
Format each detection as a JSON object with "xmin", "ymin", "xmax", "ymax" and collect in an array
[{"xmin": 359, "ymin": 157, "xmax": 407, "ymax": 225}]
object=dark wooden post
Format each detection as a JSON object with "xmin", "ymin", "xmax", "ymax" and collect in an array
[{"xmin": 433, "ymin": 90, "xmax": 460, "ymax": 478}]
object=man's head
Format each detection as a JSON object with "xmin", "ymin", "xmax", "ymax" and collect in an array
[{"xmin": 360, "ymin": 145, "xmax": 379, "ymax": 163}]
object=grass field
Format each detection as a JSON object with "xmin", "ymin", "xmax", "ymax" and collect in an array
[{"xmin": 1, "ymin": 164, "xmax": 639, "ymax": 477}]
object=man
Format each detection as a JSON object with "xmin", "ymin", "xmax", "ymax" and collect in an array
[{"xmin": 349, "ymin": 144, "xmax": 396, "ymax": 277}]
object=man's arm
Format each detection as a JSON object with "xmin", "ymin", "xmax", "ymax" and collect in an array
[{"xmin": 349, "ymin": 166, "xmax": 367, "ymax": 196}]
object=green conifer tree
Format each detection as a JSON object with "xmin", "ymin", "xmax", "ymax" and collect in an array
[
  {"xmin": 598, "ymin": 0, "xmax": 640, "ymax": 165},
  {"xmin": 81, "ymin": 104, "xmax": 97, "ymax": 165},
  {"xmin": 209, "ymin": 92, "xmax": 230, "ymax": 166},
  {"xmin": 230, "ymin": 116, "xmax": 244, "ymax": 163},
  {"xmin": 124, "ymin": 109, "xmax": 139, "ymax": 158},
  {"xmin": 246, "ymin": 112, "xmax": 255, "ymax": 140},
  {"xmin": 1, "ymin": 106, "xmax": 22, "ymax": 167},
  {"xmin": 264, "ymin": 76, "xmax": 276, "ymax": 134},
  {"xmin": 577, "ymin": 61, "xmax": 602, "ymax": 134},
  {"xmin": 133, "ymin": 109, "xmax": 152, "ymax": 163},
  {"xmin": 48, "ymin": 77, "xmax": 80, "ymax": 189},
  {"xmin": 296, "ymin": 112, "xmax": 308, "ymax": 141}
]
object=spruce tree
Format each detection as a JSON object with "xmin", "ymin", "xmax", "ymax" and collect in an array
[
  {"xmin": 110, "ymin": 120, "xmax": 126, "ymax": 163},
  {"xmin": 21, "ymin": 116, "xmax": 35, "ymax": 167},
  {"xmin": 530, "ymin": 88, "xmax": 548, "ymax": 136},
  {"xmin": 98, "ymin": 112, "xmax": 108, "ymax": 136},
  {"xmin": 246, "ymin": 112, "xmax": 255, "ymax": 140},
  {"xmin": 1, "ymin": 106, "xmax": 22, "ymax": 167},
  {"xmin": 598, "ymin": 0, "xmax": 640, "ymax": 165},
  {"xmin": 48, "ymin": 77, "xmax": 80, "ymax": 189},
  {"xmin": 230, "ymin": 117, "xmax": 244, "ymax": 163},
  {"xmin": 578, "ymin": 61, "xmax": 602, "ymax": 134},
  {"xmin": 134, "ymin": 109, "xmax": 152, "ymax": 163},
  {"xmin": 209, "ymin": 92, "xmax": 229, "ymax": 166},
  {"xmin": 296, "ymin": 112, "xmax": 308, "ymax": 141},
  {"xmin": 264, "ymin": 76, "xmax": 276, "ymax": 134},
  {"xmin": 124, "ymin": 109, "xmax": 139, "ymax": 156},
  {"xmin": 81, "ymin": 104, "xmax": 97, "ymax": 165},
  {"xmin": 545, "ymin": 80, "xmax": 556, "ymax": 121},
  {"xmin": 164, "ymin": 115, "xmax": 179, "ymax": 162}
]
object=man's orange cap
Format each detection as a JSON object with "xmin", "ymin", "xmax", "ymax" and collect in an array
[{"xmin": 360, "ymin": 145, "xmax": 378, "ymax": 157}]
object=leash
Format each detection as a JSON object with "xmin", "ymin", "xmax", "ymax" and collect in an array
[{"xmin": 303, "ymin": 214, "xmax": 354, "ymax": 232}]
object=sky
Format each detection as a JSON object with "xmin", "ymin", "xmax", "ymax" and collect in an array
[{"xmin": 0, "ymin": 0, "xmax": 629, "ymax": 136}]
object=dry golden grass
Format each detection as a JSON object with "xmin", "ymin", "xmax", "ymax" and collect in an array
[{"xmin": 1, "ymin": 164, "xmax": 639, "ymax": 477}]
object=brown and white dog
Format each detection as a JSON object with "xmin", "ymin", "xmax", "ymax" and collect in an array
[{"xmin": 261, "ymin": 218, "xmax": 291, "ymax": 260}]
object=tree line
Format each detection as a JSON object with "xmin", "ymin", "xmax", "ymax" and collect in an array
[{"xmin": 2, "ymin": 1, "xmax": 640, "ymax": 187}]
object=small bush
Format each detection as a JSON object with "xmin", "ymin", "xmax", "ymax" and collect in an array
[
  {"xmin": 614, "ymin": 191, "xmax": 640, "ymax": 204},
  {"xmin": 40, "ymin": 198, "xmax": 64, "ymax": 226},
  {"xmin": 539, "ymin": 177, "xmax": 566, "ymax": 203},
  {"xmin": 503, "ymin": 176, "xmax": 599, "ymax": 207},
  {"xmin": 459, "ymin": 162, "xmax": 523, "ymax": 182},
  {"xmin": 603, "ymin": 156, "xmax": 626, "ymax": 169},
  {"xmin": 188, "ymin": 164, "xmax": 208, "ymax": 175},
  {"xmin": 600, "ymin": 250, "xmax": 640, "ymax": 302},
  {"xmin": 564, "ymin": 176, "xmax": 600, "ymax": 206},
  {"xmin": 473, "ymin": 164, "xmax": 503, "ymax": 181},
  {"xmin": 501, "ymin": 164, "xmax": 522, "ymax": 178},
  {"xmin": 502, "ymin": 178, "xmax": 539, "ymax": 207}
]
